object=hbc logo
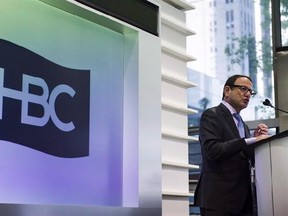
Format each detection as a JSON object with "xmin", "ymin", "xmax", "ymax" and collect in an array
[
  {"xmin": 0, "ymin": 70, "xmax": 76, "ymax": 132},
  {"xmin": 0, "ymin": 39, "xmax": 90, "ymax": 158}
]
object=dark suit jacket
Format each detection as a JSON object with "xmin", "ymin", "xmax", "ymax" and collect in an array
[{"xmin": 194, "ymin": 103, "xmax": 253, "ymax": 214}]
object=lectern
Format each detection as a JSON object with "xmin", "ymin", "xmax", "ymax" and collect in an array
[{"xmin": 254, "ymin": 130, "xmax": 288, "ymax": 216}]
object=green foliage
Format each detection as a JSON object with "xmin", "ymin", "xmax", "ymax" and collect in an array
[{"xmin": 224, "ymin": 35, "xmax": 259, "ymax": 69}]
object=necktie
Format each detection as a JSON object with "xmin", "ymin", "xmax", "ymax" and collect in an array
[{"xmin": 233, "ymin": 113, "xmax": 245, "ymax": 138}]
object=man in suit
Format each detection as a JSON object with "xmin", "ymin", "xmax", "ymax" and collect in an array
[{"xmin": 194, "ymin": 74, "xmax": 270, "ymax": 216}]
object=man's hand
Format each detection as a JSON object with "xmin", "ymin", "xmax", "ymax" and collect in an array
[
  {"xmin": 254, "ymin": 123, "xmax": 269, "ymax": 137},
  {"xmin": 255, "ymin": 134, "xmax": 270, "ymax": 142}
]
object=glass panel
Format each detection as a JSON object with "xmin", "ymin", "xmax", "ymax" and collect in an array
[
  {"xmin": 186, "ymin": 0, "xmax": 275, "ymax": 124},
  {"xmin": 280, "ymin": 0, "xmax": 288, "ymax": 46}
]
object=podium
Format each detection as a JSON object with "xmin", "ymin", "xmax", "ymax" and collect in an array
[{"xmin": 254, "ymin": 130, "xmax": 288, "ymax": 216}]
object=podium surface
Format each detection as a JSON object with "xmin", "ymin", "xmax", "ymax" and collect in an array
[{"xmin": 254, "ymin": 130, "xmax": 288, "ymax": 216}]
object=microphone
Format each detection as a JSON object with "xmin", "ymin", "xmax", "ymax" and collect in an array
[
  {"xmin": 262, "ymin": 98, "xmax": 288, "ymax": 114},
  {"xmin": 263, "ymin": 99, "xmax": 272, "ymax": 107}
]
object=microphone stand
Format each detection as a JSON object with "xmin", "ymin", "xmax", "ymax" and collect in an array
[
  {"xmin": 270, "ymin": 106, "xmax": 288, "ymax": 115},
  {"xmin": 263, "ymin": 99, "xmax": 288, "ymax": 115}
]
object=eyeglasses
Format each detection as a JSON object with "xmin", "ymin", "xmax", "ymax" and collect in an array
[{"xmin": 230, "ymin": 85, "xmax": 257, "ymax": 96}]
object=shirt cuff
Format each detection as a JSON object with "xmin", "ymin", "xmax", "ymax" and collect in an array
[{"xmin": 245, "ymin": 137, "xmax": 257, "ymax": 145}]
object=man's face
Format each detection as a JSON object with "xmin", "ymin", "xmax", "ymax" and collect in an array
[{"xmin": 224, "ymin": 77, "xmax": 254, "ymax": 112}]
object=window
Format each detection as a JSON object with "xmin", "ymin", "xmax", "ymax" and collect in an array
[
  {"xmin": 189, "ymin": 0, "xmax": 274, "ymax": 121},
  {"xmin": 230, "ymin": 10, "xmax": 234, "ymax": 22},
  {"xmin": 226, "ymin": 11, "xmax": 230, "ymax": 22}
]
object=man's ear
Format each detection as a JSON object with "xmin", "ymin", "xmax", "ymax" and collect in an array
[{"xmin": 223, "ymin": 86, "xmax": 230, "ymax": 98}]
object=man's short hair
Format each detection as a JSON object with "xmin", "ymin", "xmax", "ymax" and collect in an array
[{"xmin": 222, "ymin": 74, "xmax": 252, "ymax": 100}]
